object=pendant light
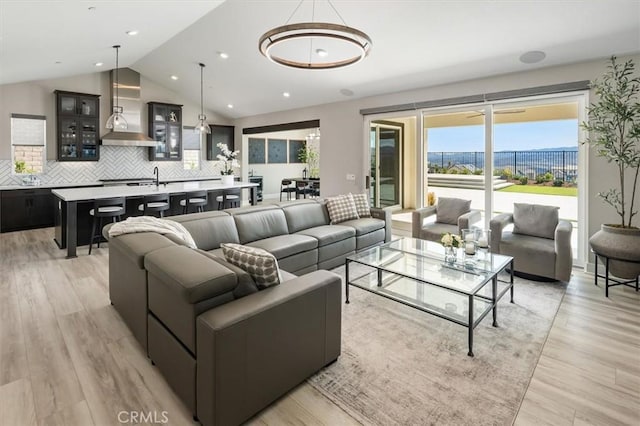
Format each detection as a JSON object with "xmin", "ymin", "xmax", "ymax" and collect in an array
[
  {"xmin": 259, "ymin": 0, "xmax": 372, "ymax": 70},
  {"xmin": 195, "ymin": 63, "xmax": 211, "ymax": 134},
  {"xmin": 105, "ymin": 45, "xmax": 128, "ymax": 130}
]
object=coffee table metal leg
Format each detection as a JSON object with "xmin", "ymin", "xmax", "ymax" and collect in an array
[
  {"xmin": 345, "ymin": 260, "xmax": 350, "ymax": 304},
  {"xmin": 510, "ymin": 259, "xmax": 514, "ymax": 303},
  {"xmin": 492, "ymin": 276, "xmax": 498, "ymax": 327},
  {"xmin": 468, "ymin": 294, "xmax": 474, "ymax": 357}
]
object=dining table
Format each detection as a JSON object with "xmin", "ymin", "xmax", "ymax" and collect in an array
[{"xmin": 285, "ymin": 177, "xmax": 320, "ymax": 199}]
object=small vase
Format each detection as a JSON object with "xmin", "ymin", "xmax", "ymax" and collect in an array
[
  {"xmin": 445, "ymin": 246, "xmax": 458, "ymax": 264},
  {"xmin": 221, "ymin": 175, "xmax": 234, "ymax": 186}
]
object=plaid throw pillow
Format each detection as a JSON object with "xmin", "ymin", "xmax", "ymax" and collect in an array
[
  {"xmin": 326, "ymin": 193, "xmax": 359, "ymax": 224},
  {"xmin": 221, "ymin": 243, "xmax": 281, "ymax": 289},
  {"xmin": 351, "ymin": 193, "xmax": 371, "ymax": 218}
]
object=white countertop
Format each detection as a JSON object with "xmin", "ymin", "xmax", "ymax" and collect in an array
[
  {"xmin": 52, "ymin": 181, "xmax": 258, "ymax": 202},
  {"xmin": 0, "ymin": 181, "xmax": 103, "ymax": 191}
]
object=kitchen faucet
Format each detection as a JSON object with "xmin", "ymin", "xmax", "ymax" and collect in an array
[{"xmin": 153, "ymin": 166, "xmax": 159, "ymax": 186}]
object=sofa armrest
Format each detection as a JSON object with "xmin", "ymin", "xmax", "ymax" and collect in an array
[
  {"xmin": 145, "ymin": 245, "xmax": 238, "ymax": 304},
  {"xmin": 371, "ymin": 207, "xmax": 392, "ymax": 242},
  {"xmin": 196, "ymin": 270, "xmax": 342, "ymax": 426},
  {"xmin": 489, "ymin": 213, "xmax": 513, "ymax": 253},
  {"xmin": 411, "ymin": 206, "xmax": 437, "ymax": 238},
  {"xmin": 554, "ymin": 220, "xmax": 573, "ymax": 281},
  {"xmin": 458, "ymin": 210, "xmax": 482, "ymax": 234}
]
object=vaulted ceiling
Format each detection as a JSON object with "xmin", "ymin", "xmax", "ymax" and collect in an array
[{"xmin": 1, "ymin": 0, "xmax": 638, "ymax": 119}]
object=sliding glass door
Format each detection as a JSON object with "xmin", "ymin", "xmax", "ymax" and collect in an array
[{"xmin": 370, "ymin": 122, "xmax": 403, "ymax": 208}]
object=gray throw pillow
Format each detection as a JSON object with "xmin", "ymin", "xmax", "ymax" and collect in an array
[
  {"xmin": 513, "ymin": 203, "xmax": 559, "ymax": 239},
  {"xmin": 221, "ymin": 243, "xmax": 282, "ymax": 289},
  {"xmin": 436, "ymin": 197, "xmax": 471, "ymax": 225},
  {"xmin": 351, "ymin": 193, "xmax": 371, "ymax": 218}
]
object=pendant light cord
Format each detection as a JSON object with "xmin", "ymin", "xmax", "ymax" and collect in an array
[
  {"xmin": 113, "ymin": 45, "xmax": 121, "ymax": 110},
  {"xmin": 199, "ymin": 63, "xmax": 205, "ymax": 117}
]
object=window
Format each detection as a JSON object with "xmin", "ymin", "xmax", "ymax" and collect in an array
[
  {"xmin": 11, "ymin": 114, "xmax": 46, "ymax": 174},
  {"xmin": 183, "ymin": 126, "xmax": 201, "ymax": 170}
]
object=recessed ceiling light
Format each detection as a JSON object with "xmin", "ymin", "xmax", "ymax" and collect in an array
[
  {"xmin": 218, "ymin": 52, "xmax": 229, "ymax": 59},
  {"xmin": 315, "ymin": 48, "xmax": 328, "ymax": 57},
  {"xmin": 87, "ymin": 6, "xmax": 96, "ymax": 11},
  {"xmin": 170, "ymin": 75, "xmax": 178, "ymax": 80},
  {"xmin": 519, "ymin": 50, "xmax": 546, "ymax": 64},
  {"xmin": 227, "ymin": 104, "xmax": 234, "ymax": 109},
  {"xmin": 94, "ymin": 62, "xmax": 103, "ymax": 67},
  {"xmin": 283, "ymin": 92, "xmax": 290, "ymax": 98},
  {"xmin": 126, "ymin": 30, "xmax": 139, "ymax": 36},
  {"xmin": 340, "ymin": 88, "xmax": 354, "ymax": 97},
  {"xmin": 55, "ymin": 61, "xmax": 62, "ymax": 64}
]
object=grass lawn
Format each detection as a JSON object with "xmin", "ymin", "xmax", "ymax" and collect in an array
[{"xmin": 498, "ymin": 185, "xmax": 578, "ymax": 196}]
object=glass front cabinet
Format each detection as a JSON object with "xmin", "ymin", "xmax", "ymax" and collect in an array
[
  {"xmin": 55, "ymin": 91, "xmax": 100, "ymax": 161},
  {"xmin": 148, "ymin": 102, "xmax": 182, "ymax": 161}
]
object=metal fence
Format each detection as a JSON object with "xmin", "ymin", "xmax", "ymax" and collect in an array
[{"xmin": 427, "ymin": 150, "xmax": 578, "ymax": 181}]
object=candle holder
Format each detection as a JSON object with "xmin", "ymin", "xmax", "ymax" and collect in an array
[{"xmin": 461, "ymin": 229, "xmax": 477, "ymax": 256}]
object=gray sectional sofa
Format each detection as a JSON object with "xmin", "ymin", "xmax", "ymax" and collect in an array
[{"xmin": 106, "ymin": 199, "xmax": 391, "ymax": 426}]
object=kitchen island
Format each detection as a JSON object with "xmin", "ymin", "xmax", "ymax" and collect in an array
[{"xmin": 52, "ymin": 180, "xmax": 258, "ymax": 258}]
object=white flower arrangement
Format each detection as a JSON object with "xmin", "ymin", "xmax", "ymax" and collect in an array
[
  {"xmin": 216, "ymin": 143, "xmax": 240, "ymax": 175},
  {"xmin": 441, "ymin": 232, "xmax": 463, "ymax": 248}
]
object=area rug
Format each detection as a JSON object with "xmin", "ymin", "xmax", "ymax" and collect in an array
[{"xmin": 307, "ymin": 265, "xmax": 567, "ymax": 425}]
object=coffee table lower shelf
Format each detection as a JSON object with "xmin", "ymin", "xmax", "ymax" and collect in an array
[{"xmin": 345, "ymin": 259, "xmax": 514, "ymax": 357}]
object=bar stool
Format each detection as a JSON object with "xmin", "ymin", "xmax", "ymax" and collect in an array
[
  {"xmin": 89, "ymin": 197, "xmax": 125, "ymax": 255},
  {"xmin": 280, "ymin": 179, "xmax": 297, "ymax": 201},
  {"xmin": 216, "ymin": 190, "xmax": 240, "ymax": 210},
  {"xmin": 179, "ymin": 190, "xmax": 208, "ymax": 213},
  {"xmin": 137, "ymin": 193, "xmax": 170, "ymax": 217}
]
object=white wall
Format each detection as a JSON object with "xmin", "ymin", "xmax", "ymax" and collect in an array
[{"xmin": 233, "ymin": 55, "xmax": 640, "ymax": 265}]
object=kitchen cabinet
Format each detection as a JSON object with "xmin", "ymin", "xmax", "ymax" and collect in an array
[
  {"xmin": 206, "ymin": 125, "xmax": 235, "ymax": 160},
  {"xmin": 148, "ymin": 102, "xmax": 182, "ymax": 161},
  {"xmin": 1, "ymin": 189, "xmax": 55, "ymax": 232},
  {"xmin": 55, "ymin": 91, "xmax": 100, "ymax": 161}
]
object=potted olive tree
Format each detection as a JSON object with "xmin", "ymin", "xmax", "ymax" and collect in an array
[{"xmin": 583, "ymin": 56, "xmax": 640, "ymax": 279}]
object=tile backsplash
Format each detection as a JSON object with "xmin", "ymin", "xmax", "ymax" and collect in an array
[{"xmin": 0, "ymin": 146, "xmax": 225, "ymax": 186}]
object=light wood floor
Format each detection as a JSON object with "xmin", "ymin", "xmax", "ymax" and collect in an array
[{"xmin": 1, "ymin": 228, "xmax": 638, "ymax": 425}]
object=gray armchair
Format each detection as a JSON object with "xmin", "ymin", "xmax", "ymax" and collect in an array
[
  {"xmin": 490, "ymin": 203, "xmax": 572, "ymax": 282},
  {"xmin": 412, "ymin": 197, "xmax": 481, "ymax": 242}
]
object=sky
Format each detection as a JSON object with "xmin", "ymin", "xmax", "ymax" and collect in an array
[{"xmin": 426, "ymin": 119, "xmax": 579, "ymax": 152}]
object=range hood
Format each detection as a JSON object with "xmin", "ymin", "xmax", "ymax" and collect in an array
[{"xmin": 101, "ymin": 68, "xmax": 156, "ymax": 147}]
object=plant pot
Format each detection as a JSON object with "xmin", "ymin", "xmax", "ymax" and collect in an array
[
  {"xmin": 221, "ymin": 175, "xmax": 234, "ymax": 186},
  {"xmin": 590, "ymin": 224, "xmax": 640, "ymax": 279}
]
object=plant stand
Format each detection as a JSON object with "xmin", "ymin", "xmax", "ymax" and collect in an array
[{"xmin": 593, "ymin": 250, "xmax": 640, "ymax": 297}]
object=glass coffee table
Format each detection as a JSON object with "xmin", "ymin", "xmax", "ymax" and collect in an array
[{"xmin": 345, "ymin": 238, "xmax": 514, "ymax": 356}]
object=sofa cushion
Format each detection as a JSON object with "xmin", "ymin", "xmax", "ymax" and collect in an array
[
  {"xmin": 221, "ymin": 243, "xmax": 282, "ymax": 289},
  {"xmin": 418, "ymin": 222, "xmax": 459, "ymax": 243},
  {"xmin": 499, "ymin": 231, "xmax": 556, "ymax": 278},
  {"xmin": 296, "ymin": 225, "xmax": 355, "ymax": 247},
  {"xmin": 352, "ymin": 193, "xmax": 371, "ymax": 218},
  {"xmin": 513, "ymin": 203, "xmax": 559, "ymax": 240},
  {"xmin": 436, "ymin": 197, "xmax": 471, "ymax": 225},
  {"xmin": 339, "ymin": 217, "xmax": 385, "ymax": 236},
  {"xmin": 233, "ymin": 208, "xmax": 289, "ymax": 244},
  {"xmin": 325, "ymin": 194, "xmax": 359, "ymax": 224},
  {"xmin": 281, "ymin": 201, "xmax": 330, "ymax": 233},
  {"xmin": 247, "ymin": 234, "xmax": 318, "ymax": 259},
  {"xmin": 174, "ymin": 213, "xmax": 240, "ymax": 250}
]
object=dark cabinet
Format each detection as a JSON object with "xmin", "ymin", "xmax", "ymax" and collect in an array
[
  {"xmin": 1, "ymin": 189, "xmax": 55, "ymax": 232},
  {"xmin": 55, "ymin": 91, "xmax": 100, "ymax": 161},
  {"xmin": 249, "ymin": 176, "xmax": 263, "ymax": 203},
  {"xmin": 148, "ymin": 102, "xmax": 182, "ymax": 161},
  {"xmin": 206, "ymin": 125, "xmax": 235, "ymax": 160}
]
